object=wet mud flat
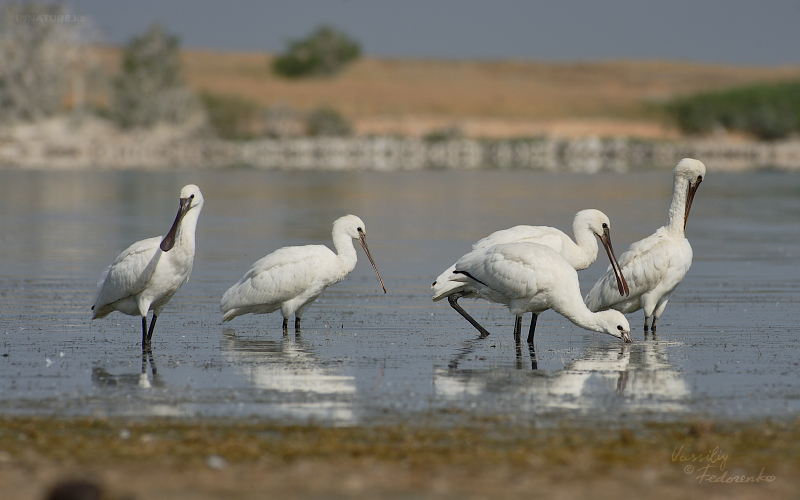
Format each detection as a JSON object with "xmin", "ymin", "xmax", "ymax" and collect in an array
[
  {"xmin": 1, "ymin": 416, "xmax": 798, "ymax": 500},
  {"xmin": 1, "ymin": 168, "xmax": 800, "ymax": 497}
]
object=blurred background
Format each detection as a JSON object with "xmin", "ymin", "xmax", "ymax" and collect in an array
[{"xmin": 1, "ymin": 0, "xmax": 800, "ymax": 168}]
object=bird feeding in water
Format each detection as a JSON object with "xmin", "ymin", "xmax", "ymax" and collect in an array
[
  {"xmin": 432, "ymin": 209, "xmax": 629, "ymax": 340},
  {"xmin": 585, "ymin": 158, "xmax": 706, "ymax": 335},
  {"xmin": 91, "ymin": 184, "xmax": 204, "ymax": 348},
  {"xmin": 220, "ymin": 214, "xmax": 386, "ymax": 332},
  {"xmin": 437, "ymin": 242, "xmax": 632, "ymax": 344}
]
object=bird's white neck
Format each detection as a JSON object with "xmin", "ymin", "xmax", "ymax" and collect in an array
[
  {"xmin": 568, "ymin": 225, "xmax": 600, "ymax": 271},
  {"xmin": 173, "ymin": 208, "xmax": 200, "ymax": 254},
  {"xmin": 557, "ymin": 302, "xmax": 603, "ymax": 332},
  {"xmin": 665, "ymin": 175, "xmax": 689, "ymax": 235},
  {"xmin": 553, "ymin": 295, "xmax": 607, "ymax": 334},
  {"xmin": 332, "ymin": 231, "xmax": 358, "ymax": 274}
]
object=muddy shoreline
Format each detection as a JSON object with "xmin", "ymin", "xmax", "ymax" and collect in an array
[{"xmin": 2, "ymin": 416, "xmax": 796, "ymax": 499}]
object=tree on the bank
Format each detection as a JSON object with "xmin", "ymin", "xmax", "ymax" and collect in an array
[
  {"xmin": 272, "ymin": 25, "xmax": 361, "ymax": 78},
  {"xmin": 0, "ymin": 3, "xmax": 83, "ymax": 123},
  {"xmin": 111, "ymin": 23, "xmax": 200, "ymax": 128}
]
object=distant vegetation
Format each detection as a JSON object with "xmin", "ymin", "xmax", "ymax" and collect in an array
[
  {"xmin": 0, "ymin": 3, "xmax": 81, "ymax": 122},
  {"xmin": 111, "ymin": 23, "xmax": 200, "ymax": 128},
  {"xmin": 200, "ymin": 91, "xmax": 353, "ymax": 140},
  {"xmin": 272, "ymin": 25, "xmax": 361, "ymax": 78},
  {"xmin": 199, "ymin": 92, "xmax": 262, "ymax": 140},
  {"xmin": 666, "ymin": 81, "xmax": 800, "ymax": 140},
  {"xmin": 305, "ymin": 107, "xmax": 352, "ymax": 136}
]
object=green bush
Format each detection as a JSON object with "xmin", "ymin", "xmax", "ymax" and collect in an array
[
  {"xmin": 305, "ymin": 107, "xmax": 352, "ymax": 137},
  {"xmin": 272, "ymin": 25, "xmax": 361, "ymax": 78},
  {"xmin": 666, "ymin": 81, "xmax": 800, "ymax": 140},
  {"xmin": 200, "ymin": 92, "xmax": 262, "ymax": 140}
]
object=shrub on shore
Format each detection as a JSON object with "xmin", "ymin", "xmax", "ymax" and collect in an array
[{"xmin": 666, "ymin": 81, "xmax": 800, "ymax": 140}]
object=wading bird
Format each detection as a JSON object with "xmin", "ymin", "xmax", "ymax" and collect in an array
[
  {"xmin": 585, "ymin": 158, "xmax": 706, "ymax": 334},
  {"xmin": 432, "ymin": 209, "xmax": 628, "ymax": 339},
  {"xmin": 221, "ymin": 214, "xmax": 386, "ymax": 332},
  {"xmin": 437, "ymin": 242, "xmax": 632, "ymax": 344},
  {"xmin": 92, "ymin": 184, "xmax": 204, "ymax": 348}
]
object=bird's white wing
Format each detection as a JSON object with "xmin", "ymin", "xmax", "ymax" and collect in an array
[
  {"xmin": 431, "ymin": 263, "xmax": 464, "ymax": 301},
  {"xmin": 455, "ymin": 243, "xmax": 550, "ymax": 300},
  {"xmin": 221, "ymin": 246, "xmax": 330, "ymax": 311},
  {"xmin": 432, "ymin": 227, "xmax": 566, "ymax": 301},
  {"xmin": 92, "ymin": 236, "xmax": 162, "ymax": 313},
  {"xmin": 585, "ymin": 229, "xmax": 690, "ymax": 311},
  {"xmin": 473, "ymin": 226, "xmax": 566, "ymax": 254}
]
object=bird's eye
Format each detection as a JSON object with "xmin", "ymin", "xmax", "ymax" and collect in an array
[
  {"xmin": 189, "ymin": 194, "xmax": 195, "ymax": 199},
  {"xmin": 697, "ymin": 175, "xmax": 703, "ymax": 182},
  {"xmin": 602, "ymin": 223, "xmax": 608, "ymax": 229},
  {"xmin": 617, "ymin": 325, "xmax": 624, "ymax": 331}
]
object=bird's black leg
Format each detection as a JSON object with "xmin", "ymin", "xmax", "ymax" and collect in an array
[
  {"xmin": 447, "ymin": 293, "xmax": 491, "ymax": 338},
  {"xmin": 643, "ymin": 316, "xmax": 650, "ymax": 334},
  {"xmin": 141, "ymin": 317, "xmax": 148, "ymax": 349},
  {"xmin": 141, "ymin": 343, "xmax": 157, "ymax": 378},
  {"xmin": 526, "ymin": 313, "xmax": 538, "ymax": 344},
  {"xmin": 141, "ymin": 343, "xmax": 148, "ymax": 374},
  {"xmin": 295, "ymin": 317, "xmax": 301, "ymax": 334},
  {"xmin": 146, "ymin": 314, "xmax": 158, "ymax": 344},
  {"xmin": 147, "ymin": 345, "xmax": 158, "ymax": 376},
  {"xmin": 513, "ymin": 316, "xmax": 522, "ymax": 344},
  {"xmin": 282, "ymin": 318, "xmax": 288, "ymax": 335}
]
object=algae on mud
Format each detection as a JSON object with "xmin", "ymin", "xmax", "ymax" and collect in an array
[{"xmin": 1, "ymin": 417, "xmax": 797, "ymax": 500}]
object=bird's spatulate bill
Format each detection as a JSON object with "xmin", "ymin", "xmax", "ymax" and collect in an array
[
  {"xmin": 359, "ymin": 233, "xmax": 386, "ymax": 293},
  {"xmin": 684, "ymin": 178, "xmax": 702, "ymax": 232},
  {"xmin": 161, "ymin": 196, "xmax": 193, "ymax": 252},
  {"xmin": 600, "ymin": 228, "xmax": 629, "ymax": 296}
]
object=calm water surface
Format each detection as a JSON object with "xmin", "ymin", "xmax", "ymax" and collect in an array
[{"xmin": 1, "ymin": 168, "xmax": 799, "ymax": 427}]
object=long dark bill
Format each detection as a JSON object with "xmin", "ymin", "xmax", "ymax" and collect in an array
[
  {"xmin": 358, "ymin": 230, "xmax": 387, "ymax": 293},
  {"xmin": 160, "ymin": 195, "xmax": 194, "ymax": 252},
  {"xmin": 600, "ymin": 227, "xmax": 630, "ymax": 297},
  {"xmin": 684, "ymin": 178, "xmax": 702, "ymax": 232}
]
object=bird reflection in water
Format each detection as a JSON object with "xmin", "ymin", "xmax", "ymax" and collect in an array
[
  {"xmin": 91, "ymin": 345, "xmax": 162, "ymax": 389},
  {"xmin": 221, "ymin": 329, "xmax": 357, "ymax": 423},
  {"xmin": 448, "ymin": 333, "xmax": 537, "ymax": 370},
  {"xmin": 437, "ymin": 339, "xmax": 688, "ymax": 415}
]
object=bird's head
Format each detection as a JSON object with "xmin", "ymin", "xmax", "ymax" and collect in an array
[
  {"xmin": 333, "ymin": 214, "xmax": 387, "ymax": 293},
  {"xmin": 333, "ymin": 214, "xmax": 367, "ymax": 241},
  {"xmin": 674, "ymin": 158, "xmax": 706, "ymax": 231},
  {"xmin": 160, "ymin": 184, "xmax": 204, "ymax": 252},
  {"xmin": 597, "ymin": 310, "xmax": 632, "ymax": 343},
  {"xmin": 576, "ymin": 209, "xmax": 629, "ymax": 297},
  {"xmin": 180, "ymin": 184, "xmax": 204, "ymax": 211}
]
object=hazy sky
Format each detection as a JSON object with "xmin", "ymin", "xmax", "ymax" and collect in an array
[{"xmin": 65, "ymin": 0, "xmax": 800, "ymax": 65}]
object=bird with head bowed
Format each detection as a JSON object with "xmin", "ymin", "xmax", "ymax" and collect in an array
[{"xmin": 433, "ymin": 209, "xmax": 629, "ymax": 344}]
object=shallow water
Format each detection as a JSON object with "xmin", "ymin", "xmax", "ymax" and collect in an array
[{"xmin": 1, "ymin": 168, "xmax": 799, "ymax": 426}]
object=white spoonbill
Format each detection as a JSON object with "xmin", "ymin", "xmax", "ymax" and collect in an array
[
  {"xmin": 440, "ymin": 242, "xmax": 632, "ymax": 343},
  {"xmin": 585, "ymin": 158, "xmax": 706, "ymax": 334},
  {"xmin": 220, "ymin": 214, "xmax": 386, "ymax": 332},
  {"xmin": 432, "ymin": 209, "xmax": 629, "ymax": 339},
  {"xmin": 92, "ymin": 184, "xmax": 204, "ymax": 348}
]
